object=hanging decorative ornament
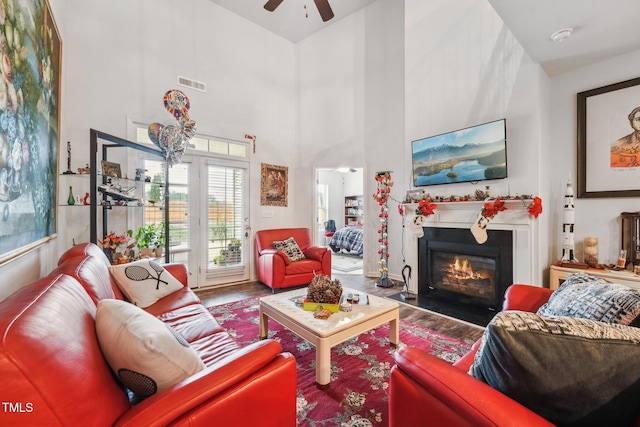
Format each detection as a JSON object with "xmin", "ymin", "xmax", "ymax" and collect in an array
[
  {"xmin": 372, "ymin": 171, "xmax": 394, "ymax": 288},
  {"xmin": 148, "ymin": 89, "xmax": 197, "ymax": 167},
  {"xmin": 245, "ymin": 134, "xmax": 257, "ymax": 153}
]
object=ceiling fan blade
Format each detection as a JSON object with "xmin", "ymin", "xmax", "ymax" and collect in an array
[
  {"xmin": 313, "ymin": 0, "xmax": 334, "ymax": 22},
  {"xmin": 264, "ymin": 0, "xmax": 285, "ymax": 12}
]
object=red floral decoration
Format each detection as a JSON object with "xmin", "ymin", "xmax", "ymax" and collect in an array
[
  {"xmin": 100, "ymin": 231, "xmax": 129, "ymax": 249},
  {"xmin": 416, "ymin": 198, "xmax": 437, "ymax": 217},
  {"xmin": 482, "ymin": 197, "xmax": 506, "ymax": 219},
  {"xmin": 372, "ymin": 172, "xmax": 393, "ymax": 205},
  {"xmin": 528, "ymin": 196, "xmax": 543, "ymax": 218}
]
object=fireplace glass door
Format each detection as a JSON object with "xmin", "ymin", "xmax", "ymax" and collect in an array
[
  {"xmin": 430, "ymin": 246, "xmax": 497, "ymax": 306},
  {"xmin": 419, "ymin": 227, "xmax": 513, "ymax": 313}
]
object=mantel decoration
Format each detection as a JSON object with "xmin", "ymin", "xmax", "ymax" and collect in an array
[
  {"xmin": 148, "ymin": 89, "xmax": 197, "ymax": 167},
  {"xmin": 407, "ymin": 198, "xmax": 437, "ymax": 238},
  {"xmin": 373, "ymin": 171, "xmax": 393, "ymax": 288},
  {"xmin": 0, "ymin": 0, "xmax": 61, "ymax": 264},
  {"xmin": 400, "ymin": 190, "xmax": 543, "ymax": 244},
  {"xmin": 471, "ymin": 196, "xmax": 543, "ymax": 244}
]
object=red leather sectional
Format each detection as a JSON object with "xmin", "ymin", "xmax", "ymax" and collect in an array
[{"xmin": 0, "ymin": 242, "xmax": 296, "ymax": 426}]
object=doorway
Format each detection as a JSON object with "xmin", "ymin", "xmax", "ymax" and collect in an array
[{"xmin": 315, "ymin": 167, "xmax": 364, "ymax": 274}]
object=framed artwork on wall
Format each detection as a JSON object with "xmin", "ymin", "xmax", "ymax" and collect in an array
[
  {"xmin": 0, "ymin": 0, "xmax": 62, "ymax": 264},
  {"xmin": 260, "ymin": 163, "xmax": 288, "ymax": 207},
  {"xmin": 577, "ymin": 76, "xmax": 640, "ymax": 198}
]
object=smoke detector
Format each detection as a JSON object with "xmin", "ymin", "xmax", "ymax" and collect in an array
[{"xmin": 550, "ymin": 27, "xmax": 573, "ymax": 43}]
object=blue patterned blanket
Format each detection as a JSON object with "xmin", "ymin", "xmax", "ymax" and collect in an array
[{"xmin": 329, "ymin": 226, "xmax": 363, "ymax": 255}]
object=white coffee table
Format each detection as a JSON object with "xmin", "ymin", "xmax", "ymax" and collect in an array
[{"xmin": 259, "ymin": 287, "xmax": 400, "ymax": 388}]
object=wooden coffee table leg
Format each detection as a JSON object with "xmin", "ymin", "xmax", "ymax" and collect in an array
[
  {"xmin": 259, "ymin": 308, "xmax": 268, "ymax": 340},
  {"xmin": 389, "ymin": 311, "xmax": 399, "ymax": 348},
  {"xmin": 315, "ymin": 339, "xmax": 331, "ymax": 389}
]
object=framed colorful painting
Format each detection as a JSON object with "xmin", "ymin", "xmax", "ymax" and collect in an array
[
  {"xmin": 0, "ymin": 0, "xmax": 61, "ymax": 263},
  {"xmin": 577, "ymin": 77, "xmax": 640, "ymax": 198},
  {"xmin": 260, "ymin": 163, "xmax": 288, "ymax": 207}
]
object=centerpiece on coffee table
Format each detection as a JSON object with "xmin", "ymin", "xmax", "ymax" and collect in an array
[{"xmin": 303, "ymin": 274, "xmax": 343, "ymax": 313}]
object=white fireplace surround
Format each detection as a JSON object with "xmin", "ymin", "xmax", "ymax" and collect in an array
[{"xmin": 403, "ymin": 200, "xmax": 540, "ymax": 295}]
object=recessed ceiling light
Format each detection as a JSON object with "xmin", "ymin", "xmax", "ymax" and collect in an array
[{"xmin": 550, "ymin": 27, "xmax": 573, "ymax": 43}]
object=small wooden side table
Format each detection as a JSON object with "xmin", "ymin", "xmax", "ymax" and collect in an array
[{"xmin": 549, "ymin": 264, "xmax": 640, "ymax": 290}]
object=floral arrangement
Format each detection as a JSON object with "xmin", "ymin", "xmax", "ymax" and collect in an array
[
  {"xmin": 527, "ymin": 196, "xmax": 543, "ymax": 218},
  {"xmin": 372, "ymin": 171, "xmax": 393, "ymax": 205},
  {"xmin": 416, "ymin": 198, "xmax": 437, "ymax": 218},
  {"xmin": 100, "ymin": 231, "xmax": 130, "ymax": 250},
  {"xmin": 480, "ymin": 196, "xmax": 543, "ymax": 219},
  {"xmin": 481, "ymin": 197, "xmax": 507, "ymax": 219},
  {"xmin": 373, "ymin": 171, "xmax": 393, "ymax": 286}
]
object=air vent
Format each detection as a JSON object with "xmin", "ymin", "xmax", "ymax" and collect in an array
[{"xmin": 177, "ymin": 76, "xmax": 206, "ymax": 92}]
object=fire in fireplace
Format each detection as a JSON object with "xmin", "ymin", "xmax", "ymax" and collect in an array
[
  {"xmin": 418, "ymin": 227, "xmax": 513, "ymax": 325},
  {"xmin": 438, "ymin": 254, "xmax": 495, "ymax": 302}
]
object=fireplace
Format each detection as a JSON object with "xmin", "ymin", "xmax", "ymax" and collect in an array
[{"xmin": 417, "ymin": 227, "xmax": 513, "ymax": 325}]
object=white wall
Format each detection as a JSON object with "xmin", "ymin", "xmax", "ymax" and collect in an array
[
  {"xmin": 1, "ymin": 0, "xmax": 301, "ymax": 299},
  {"xmin": 62, "ymin": 0, "xmax": 298, "ymax": 242},
  {"xmin": 549, "ymin": 48, "xmax": 640, "ymax": 265},
  {"xmin": 298, "ymin": 0, "xmax": 405, "ymax": 276},
  {"xmin": 344, "ymin": 169, "xmax": 364, "ymax": 198},
  {"xmin": 2, "ymin": 0, "xmax": 636, "ymax": 300},
  {"xmin": 403, "ymin": 0, "xmax": 548, "ymax": 285}
]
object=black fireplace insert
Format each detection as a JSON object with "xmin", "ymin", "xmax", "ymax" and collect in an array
[{"xmin": 417, "ymin": 227, "xmax": 513, "ymax": 325}]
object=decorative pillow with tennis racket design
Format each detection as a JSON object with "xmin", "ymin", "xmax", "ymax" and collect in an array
[
  {"xmin": 95, "ymin": 299, "xmax": 205, "ymax": 398},
  {"xmin": 109, "ymin": 259, "xmax": 183, "ymax": 308}
]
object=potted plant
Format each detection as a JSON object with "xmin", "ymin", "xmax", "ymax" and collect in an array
[
  {"xmin": 221, "ymin": 238, "xmax": 242, "ymax": 264},
  {"xmin": 214, "ymin": 251, "xmax": 226, "ymax": 266},
  {"xmin": 154, "ymin": 223, "xmax": 165, "ymax": 257},
  {"xmin": 134, "ymin": 223, "xmax": 164, "ymax": 258}
]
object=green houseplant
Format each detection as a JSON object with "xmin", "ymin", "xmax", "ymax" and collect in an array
[{"xmin": 133, "ymin": 223, "xmax": 164, "ymax": 257}]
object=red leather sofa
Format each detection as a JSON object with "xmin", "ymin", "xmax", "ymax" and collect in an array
[
  {"xmin": 389, "ymin": 284, "xmax": 558, "ymax": 427},
  {"xmin": 255, "ymin": 228, "xmax": 331, "ymax": 290},
  {"xmin": 0, "ymin": 242, "xmax": 296, "ymax": 426}
]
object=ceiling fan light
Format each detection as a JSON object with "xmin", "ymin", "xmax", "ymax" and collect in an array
[{"xmin": 550, "ymin": 27, "xmax": 573, "ymax": 43}]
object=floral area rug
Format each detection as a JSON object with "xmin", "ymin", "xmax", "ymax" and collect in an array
[{"xmin": 207, "ymin": 297, "xmax": 474, "ymax": 427}]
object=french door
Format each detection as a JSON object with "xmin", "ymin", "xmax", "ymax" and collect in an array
[
  {"xmin": 198, "ymin": 157, "xmax": 250, "ymax": 286},
  {"xmin": 133, "ymin": 124, "xmax": 250, "ymax": 288},
  {"xmin": 139, "ymin": 155, "xmax": 249, "ymax": 287}
]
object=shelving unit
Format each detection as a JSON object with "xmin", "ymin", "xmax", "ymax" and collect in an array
[
  {"xmin": 89, "ymin": 129, "xmax": 170, "ymax": 262},
  {"xmin": 621, "ymin": 211, "xmax": 640, "ymax": 269},
  {"xmin": 344, "ymin": 195, "xmax": 363, "ymax": 226}
]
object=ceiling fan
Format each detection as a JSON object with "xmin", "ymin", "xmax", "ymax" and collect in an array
[{"xmin": 264, "ymin": 0, "xmax": 335, "ymax": 22}]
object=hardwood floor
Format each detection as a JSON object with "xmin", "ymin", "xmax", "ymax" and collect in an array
[{"xmin": 196, "ymin": 273, "xmax": 485, "ymax": 343}]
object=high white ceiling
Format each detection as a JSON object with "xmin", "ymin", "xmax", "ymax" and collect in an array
[
  {"xmin": 488, "ymin": 0, "xmax": 640, "ymax": 76},
  {"xmin": 208, "ymin": 0, "xmax": 378, "ymax": 43},
  {"xmin": 210, "ymin": 0, "xmax": 640, "ymax": 76}
]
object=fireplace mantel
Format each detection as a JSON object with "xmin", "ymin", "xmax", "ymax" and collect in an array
[{"xmin": 402, "ymin": 200, "xmax": 540, "ymax": 294}]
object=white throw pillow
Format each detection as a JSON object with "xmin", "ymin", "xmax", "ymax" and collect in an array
[
  {"xmin": 95, "ymin": 299, "xmax": 205, "ymax": 398},
  {"xmin": 109, "ymin": 259, "xmax": 183, "ymax": 308}
]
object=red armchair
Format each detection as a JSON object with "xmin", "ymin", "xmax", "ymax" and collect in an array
[
  {"xmin": 389, "ymin": 284, "xmax": 557, "ymax": 427},
  {"xmin": 255, "ymin": 228, "xmax": 331, "ymax": 290}
]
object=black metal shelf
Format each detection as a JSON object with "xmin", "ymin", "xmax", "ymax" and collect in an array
[{"xmin": 89, "ymin": 129, "xmax": 170, "ymax": 262}]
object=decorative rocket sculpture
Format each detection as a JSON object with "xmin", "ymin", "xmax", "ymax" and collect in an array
[{"xmin": 561, "ymin": 179, "xmax": 578, "ymax": 262}]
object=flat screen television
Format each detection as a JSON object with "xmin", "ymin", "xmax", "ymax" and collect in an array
[{"xmin": 411, "ymin": 119, "xmax": 507, "ymax": 187}]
